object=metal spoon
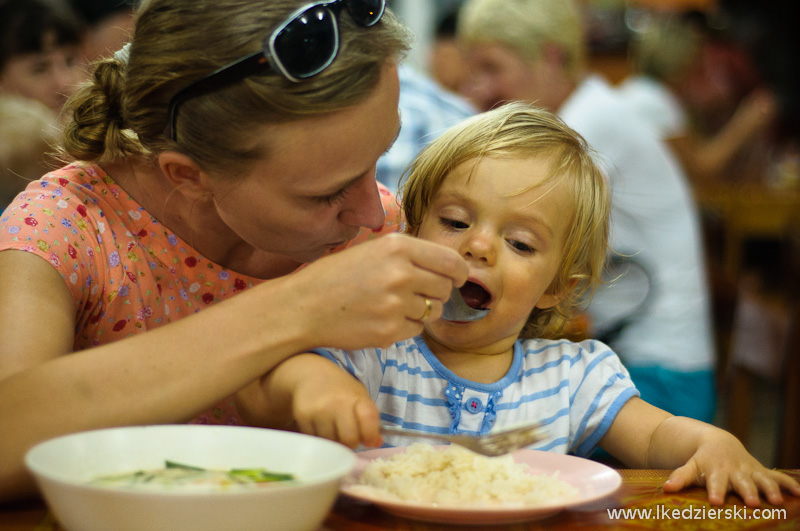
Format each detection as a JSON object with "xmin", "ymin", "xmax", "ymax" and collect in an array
[{"xmin": 441, "ymin": 286, "xmax": 490, "ymax": 322}]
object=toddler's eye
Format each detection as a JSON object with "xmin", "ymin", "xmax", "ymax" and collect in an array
[
  {"xmin": 509, "ymin": 240, "xmax": 534, "ymax": 254},
  {"xmin": 440, "ymin": 217, "xmax": 468, "ymax": 230}
]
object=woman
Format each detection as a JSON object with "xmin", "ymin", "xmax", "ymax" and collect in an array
[{"xmin": 0, "ymin": 0, "xmax": 467, "ymax": 502}]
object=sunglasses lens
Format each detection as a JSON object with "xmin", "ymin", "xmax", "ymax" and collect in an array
[
  {"xmin": 345, "ymin": 0, "xmax": 385, "ymax": 27},
  {"xmin": 274, "ymin": 6, "xmax": 338, "ymax": 79}
]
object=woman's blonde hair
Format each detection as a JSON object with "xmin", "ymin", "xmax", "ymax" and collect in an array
[
  {"xmin": 401, "ymin": 102, "xmax": 610, "ymax": 339},
  {"xmin": 60, "ymin": 0, "xmax": 411, "ymax": 174},
  {"xmin": 458, "ymin": 0, "xmax": 585, "ymax": 81}
]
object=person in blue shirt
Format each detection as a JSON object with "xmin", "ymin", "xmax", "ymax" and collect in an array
[
  {"xmin": 376, "ymin": 65, "xmax": 475, "ymax": 194},
  {"xmin": 248, "ymin": 102, "xmax": 800, "ymax": 507}
]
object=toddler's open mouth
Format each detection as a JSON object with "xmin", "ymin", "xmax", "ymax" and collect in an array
[{"xmin": 459, "ymin": 281, "xmax": 491, "ymax": 310}]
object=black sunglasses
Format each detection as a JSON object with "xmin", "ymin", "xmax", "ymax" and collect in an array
[{"xmin": 164, "ymin": 0, "xmax": 386, "ymax": 141}]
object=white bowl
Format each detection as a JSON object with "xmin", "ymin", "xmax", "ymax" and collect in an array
[{"xmin": 25, "ymin": 425, "xmax": 355, "ymax": 531}]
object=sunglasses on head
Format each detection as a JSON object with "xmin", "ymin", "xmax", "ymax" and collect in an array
[{"xmin": 164, "ymin": 0, "xmax": 386, "ymax": 141}]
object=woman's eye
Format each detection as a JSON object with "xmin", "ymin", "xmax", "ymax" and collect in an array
[
  {"xmin": 318, "ymin": 188, "xmax": 349, "ymax": 206},
  {"xmin": 440, "ymin": 217, "xmax": 468, "ymax": 230}
]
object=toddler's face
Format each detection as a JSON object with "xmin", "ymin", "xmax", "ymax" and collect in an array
[{"xmin": 417, "ymin": 154, "xmax": 574, "ymax": 349}]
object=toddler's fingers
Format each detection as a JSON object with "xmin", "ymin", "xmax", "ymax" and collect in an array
[
  {"xmin": 294, "ymin": 417, "xmax": 315, "ymax": 438},
  {"xmin": 729, "ymin": 472, "xmax": 761, "ymax": 507},
  {"xmin": 769, "ymin": 470, "xmax": 800, "ymax": 498},
  {"xmin": 754, "ymin": 473, "xmax": 784, "ymax": 506},
  {"xmin": 333, "ymin": 415, "xmax": 362, "ymax": 449},
  {"xmin": 704, "ymin": 471, "xmax": 730, "ymax": 506},
  {"xmin": 309, "ymin": 417, "xmax": 339, "ymax": 445},
  {"xmin": 663, "ymin": 464, "xmax": 699, "ymax": 493},
  {"xmin": 354, "ymin": 399, "xmax": 382, "ymax": 447}
]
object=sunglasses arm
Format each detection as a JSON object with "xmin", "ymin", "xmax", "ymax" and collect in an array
[{"xmin": 164, "ymin": 51, "xmax": 269, "ymax": 140}]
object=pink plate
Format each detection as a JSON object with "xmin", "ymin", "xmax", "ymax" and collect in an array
[{"xmin": 340, "ymin": 446, "xmax": 621, "ymax": 525}]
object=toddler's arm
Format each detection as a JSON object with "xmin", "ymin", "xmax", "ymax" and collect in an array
[
  {"xmin": 238, "ymin": 353, "xmax": 382, "ymax": 449},
  {"xmin": 601, "ymin": 397, "xmax": 800, "ymax": 506}
]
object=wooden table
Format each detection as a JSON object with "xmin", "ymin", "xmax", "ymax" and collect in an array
[{"xmin": 3, "ymin": 470, "xmax": 798, "ymax": 530}]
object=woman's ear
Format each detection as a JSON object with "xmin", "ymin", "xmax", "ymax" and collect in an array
[{"xmin": 157, "ymin": 151, "xmax": 208, "ymax": 200}]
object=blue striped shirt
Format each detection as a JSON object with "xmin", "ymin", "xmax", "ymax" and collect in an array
[{"xmin": 314, "ymin": 336, "xmax": 639, "ymax": 457}]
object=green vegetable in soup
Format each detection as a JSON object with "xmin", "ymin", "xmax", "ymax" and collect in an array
[{"xmin": 90, "ymin": 461, "xmax": 295, "ymax": 489}]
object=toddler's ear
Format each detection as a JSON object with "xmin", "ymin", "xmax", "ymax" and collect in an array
[{"xmin": 535, "ymin": 278, "xmax": 578, "ymax": 309}]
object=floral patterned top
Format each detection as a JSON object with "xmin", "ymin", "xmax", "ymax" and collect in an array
[{"xmin": 0, "ymin": 162, "xmax": 402, "ymax": 424}]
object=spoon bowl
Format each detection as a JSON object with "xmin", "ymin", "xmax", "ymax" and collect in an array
[{"xmin": 441, "ymin": 286, "xmax": 490, "ymax": 322}]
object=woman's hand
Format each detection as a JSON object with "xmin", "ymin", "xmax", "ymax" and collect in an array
[
  {"xmin": 663, "ymin": 430, "xmax": 800, "ymax": 506},
  {"xmin": 292, "ymin": 233, "xmax": 468, "ymax": 350}
]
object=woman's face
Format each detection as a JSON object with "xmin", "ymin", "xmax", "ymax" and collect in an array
[
  {"xmin": 418, "ymin": 154, "xmax": 574, "ymax": 352},
  {"xmin": 0, "ymin": 32, "xmax": 84, "ymax": 111},
  {"xmin": 206, "ymin": 63, "xmax": 402, "ymax": 263}
]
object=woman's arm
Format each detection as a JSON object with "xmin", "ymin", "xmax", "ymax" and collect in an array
[
  {"xmin": 0, "ymin": 234, "xmax": 467, "ymax": 502},
  {"xmin": 0, "ymin": 250, "xmax": 315, "ymax": 501},
  {"xmin": 600, "ymin": 397, "xmax": 800, "ymax": 506}
]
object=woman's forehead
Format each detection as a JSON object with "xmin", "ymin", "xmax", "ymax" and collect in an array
[{"xmin": 251, "ymin": 63, "xmax": 401, "ymax": 188}]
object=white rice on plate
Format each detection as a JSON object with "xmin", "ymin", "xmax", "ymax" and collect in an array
[{"xmin": 353, "ymin": 443, "xmax": 578, "ymax": 507}]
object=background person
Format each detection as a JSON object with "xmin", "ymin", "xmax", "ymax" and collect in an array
[
  {"xmin": 0, "ymin": 95, "xmax": 60, "ymax": 211},
  {"xmin": 619, "ymin": 11, "xmax": 778, "ymax": 186},
  {"xmin": 0, "ymin": 0, "xmax": 468, "ymax": 502},
  {"xmin": 376, "ymin": 64, "xmax": 475, "ymax": 194},
  {"xmin": 69, "ymin": 0, "xmax": 137, "ymax": 64},
  {"xmin": 456, "ymin": 0, "xmax": 717, "ymax": 424},
  {"xmin": 427, "ymin": 8, "xmax": 469, "ymax": 95},
  {"xmin": 0, "ymin": 0, "xmax": 85, "ymax": 113}
]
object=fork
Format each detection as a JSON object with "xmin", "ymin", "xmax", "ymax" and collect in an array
[{"xmin": 379, "ymin": 423, "xmax": 546, "ymax": 457}]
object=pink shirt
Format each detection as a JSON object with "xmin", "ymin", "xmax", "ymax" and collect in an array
[{"xmin": 0, "ymin": 162, "xmax": 402, "ymax": 424}]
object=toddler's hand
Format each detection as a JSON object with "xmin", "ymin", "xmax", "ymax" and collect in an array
[
  {"xmin": 292, "ymin": 373, "xmax": 382, "ymax": 450},
  {"xmin": 663, "ymin": 433, "xmax": 800, "ymax": 506}
]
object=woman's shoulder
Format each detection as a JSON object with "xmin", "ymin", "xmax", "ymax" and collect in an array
[
  {"xmin": 2, "ymin": 161, "xmax": 151, "ymax": 242},
  {"xmin": 7, "ymin": 162, "xmax": 124, "ymax": 216}
]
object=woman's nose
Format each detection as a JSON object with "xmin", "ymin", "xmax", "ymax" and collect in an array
[{"xmin": 338, "ymin": 174, "xmax": 386, "ymax": 230}]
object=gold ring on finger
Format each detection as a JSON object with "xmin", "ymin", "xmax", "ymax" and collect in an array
[{"xmin": 419, "ymin": 297, "xmax": 432, "ymax": 322}]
